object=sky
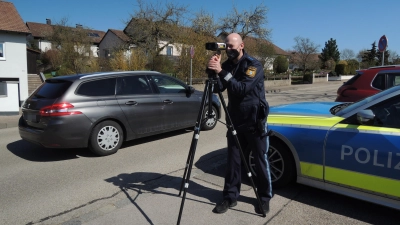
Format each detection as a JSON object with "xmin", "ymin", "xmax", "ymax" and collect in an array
[{"xmin": 7, "ymin": 0, "xmax": 400, "ymax": 57}]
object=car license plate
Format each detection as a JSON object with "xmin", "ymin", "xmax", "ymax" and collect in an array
[{"xmin": 25, "ymin": 113, "xmax": 38, "ymax": 122}]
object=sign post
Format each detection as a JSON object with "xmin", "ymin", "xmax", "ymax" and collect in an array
[
  {"xmin": 378, "ymin": 35, "xmax": 388, "ymax": 66},
  {"xmin": 190, "ymin": 46, "xmax": 194, "ymax": 85}
]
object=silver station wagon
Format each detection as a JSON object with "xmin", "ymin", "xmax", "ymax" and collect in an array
[{"xmin": 19, "ymin": 71, "xmax": 221, "ymax": 156}]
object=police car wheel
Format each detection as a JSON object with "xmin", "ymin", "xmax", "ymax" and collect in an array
[
  {"xmin": 89, "ymin": 120, "xmax": 123, "ymax": 156},
  {"xmin": 247, "ymin": 139, "xmax": 296, "ymax": 188},
  {"xmin": 201, "ymin": 106, "xmax": 218, "ymax": 131}
]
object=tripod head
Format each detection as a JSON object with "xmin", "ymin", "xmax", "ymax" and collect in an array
[{"xmin": 206, "ymin": 68, "xmax": 218, "ymax": 79}]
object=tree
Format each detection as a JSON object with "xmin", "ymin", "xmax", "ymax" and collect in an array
[
  {"xmin": 319, "ymin": 38, "xmax": 340, "ymax": 68},
  {"xmin": 45, "ymin": 18, "xmax": 98, "ymax": 75},
  {"xmin": 340, "ymin": 49, "xmax": 355, "ymax": 60},
  {"xmin": 109, "ymin": 48, "xmax": 147, "ymax": 71},
  {"xmin": 292, "ymin": 36, "xmax": 320, "ymax": 76},
  {"xmin": 273, "ymin": 55, "xmax": 288, "ymax": 73},
  {"xmin": 125, "ymin": 0, "xmax": 188, "ymax": 70},
  {"xmin": 357, "ymin": 49, "xmax": 368, "ymax": 69},
  {"xmin": 362, "ymin": 42, "xmax": 378, "ymax": 67},
  {"xmin": 218, "ymin": 3, "xmax": 270, "ymax": 40},
  {"xmin": 190, "ymin": 9, "xmax": 218, "ymax": 36},
  {"xmin": 388, "ymin": 51, "xmax": 400, "ymax": 64},
  {"xmin": 376, "ymin": 49, "xmax": 390, "ymax": 66}
]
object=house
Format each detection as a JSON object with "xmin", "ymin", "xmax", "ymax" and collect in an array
[
  {"xmin": 99, "ymin": 18, "xmax": 182, "ymax": 60},
  {"xmin": 26, "ymin": 19, "xmax": 106, "ymax": 57},
  {"xmin": 98, "ymin": 29, "xmax": 131, "ymax": 58},
  {"xmin": 0, "ymin": 1, "xmax": 31, "ymax": 115}
]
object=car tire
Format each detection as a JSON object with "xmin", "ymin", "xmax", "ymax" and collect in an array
[
  {"xmin": 201, "ymin": 106, "xmax": 218, "ymax": 130},
  {"xmin": 247, "ymin": 138, "xmax": 296, "ymax": 188},
  {"xmin": 89, "ymin": 120, "xmax": 123, "ymax": 156}
]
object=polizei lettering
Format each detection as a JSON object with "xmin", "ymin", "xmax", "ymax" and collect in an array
[{"xmin": 341, "ymin": 145, "xmax": 400, "ymax": 169}]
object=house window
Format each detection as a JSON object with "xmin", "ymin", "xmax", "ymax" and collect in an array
[
  {"xmin": 0, "ymin": 43, "xmax": 5, "ymax": 60},
  {"xmin": 167, "ymin": 46, "xmax": 173, "ymax": 56},
  {"xmin": 0, "ymin": 82, "xmax": 7, "ymax": 96}
]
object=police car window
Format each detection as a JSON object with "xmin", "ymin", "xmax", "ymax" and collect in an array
[
  {"xmin": 151, "ymin": 75, "xmax": 186, "ymax": 94},
  {"xmin": 372, "ymin": 74, "xmax": 385, "ymax": 90},
  {"xmin": 369, "ymin": 96, "xmax": 400, "ymax": 129},
  {"xmin": 117, "ymin": 75, "xmax": 152, "ymax": 95}
]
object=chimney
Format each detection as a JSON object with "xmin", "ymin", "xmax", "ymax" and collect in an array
[
  {"xmin": 76, "ymin": 24, "xmax": 83, "ymax": 28},
  {"xmin": 46, "ymin": 18, "xmax": 51, "ymax": 25}
]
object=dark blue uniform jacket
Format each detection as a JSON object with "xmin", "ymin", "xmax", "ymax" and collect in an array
[{"xmin": 216, "ymin": 51, "xmax": 269, "ymax": 133}]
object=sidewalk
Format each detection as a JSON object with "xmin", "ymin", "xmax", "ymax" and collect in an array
[
  {"xmin": 0, "ymin": 81, "xmax": 343, "ymax": 130},
  {"xmin": 0, "ymin": 109, "xmax": 21, "ymax": 129}
]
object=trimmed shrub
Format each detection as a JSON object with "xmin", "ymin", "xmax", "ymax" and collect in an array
[
  {"xmin": 273, "ymin": 55, "xmax": 288, "ymax": 74},
  {"xmin": 335, "ymin": 64, "xmax": 346, "ymax": 75}
]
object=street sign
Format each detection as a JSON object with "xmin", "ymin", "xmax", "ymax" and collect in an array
[
  {"xmin": 190, "ymin": 46, "xmax": 194, "ymax": 58},
  {"xmin": 378, "ymin": 35, "xmax": 388, "ymax": 52}
]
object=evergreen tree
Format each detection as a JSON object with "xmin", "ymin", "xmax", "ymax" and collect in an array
[
  {"xmin": 376, "ymin": 49, "xmax": 390, "ymax": 66},
  {"xmin": 319, "ymin": 38, "xmax": 340, "ymax": 68},
  {"xmin": 362, "ymin": 41, "xmax": 378, "ymax": 67}
]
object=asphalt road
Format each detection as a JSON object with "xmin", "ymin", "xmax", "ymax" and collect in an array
[{"xmin": 0, "ymin": 82, "xmax": 399, "ymax": 225}]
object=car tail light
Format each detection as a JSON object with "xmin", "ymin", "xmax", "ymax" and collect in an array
[{"xmin": 39, "ymin": 103, "xmax": 82, "ymax": 117}]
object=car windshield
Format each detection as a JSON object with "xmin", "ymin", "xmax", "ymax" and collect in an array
[{"xmin": 334, "ymin": 86, "xmax": 400, "ymax": 116}]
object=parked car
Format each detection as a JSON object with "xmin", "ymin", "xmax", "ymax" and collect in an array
[
  {"xmin": 19, "ymin": 71, "xmax": 221, "ymax": 156},
  {"xmin": 248, "ymin": 85, "xmax": 400, "ymax": 210},
  {"xmin": 335, "ymin": 65, "xmax": 400, "ymax": 102}
]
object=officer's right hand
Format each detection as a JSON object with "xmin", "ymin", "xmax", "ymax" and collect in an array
[{"xmin": 207, "ymin": 54, "xmax": 222, "ymax": 74}]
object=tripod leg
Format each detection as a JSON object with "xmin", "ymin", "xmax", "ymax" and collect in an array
[
  {"xmin": 178, "ymin": 80, "xmax": 210, "ymax": 196},
  {"xmin": 216, "ymin": 90, "xmax": 266, "ymax": 217},
  {"xmin": 177, "ymin": 79, "xmax": 212, "ymax": 225}
]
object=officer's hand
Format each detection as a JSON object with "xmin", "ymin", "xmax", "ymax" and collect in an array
[{"xmin": 207, "ymin": 54, "xmax": 222, "ymax": 74}]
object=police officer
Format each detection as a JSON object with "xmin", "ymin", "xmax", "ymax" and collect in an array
[{"xmin": 207, "ymin": 33, "xmax": 272, "ymax": 214}]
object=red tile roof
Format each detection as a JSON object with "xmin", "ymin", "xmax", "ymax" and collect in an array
[
  {"xmin": 0, "ymin": 1, "xmax": 30, "ymax": 33},
  {"xmin": 26, "ymin": 22, "xmax": 53, "ymax": 37},
  {"xmin": 26, "ymin": 22, "xmax": 106, "ymax": 44},
  {"xmin": 109, "ymin": 29, "xmax": 130, "ymax": 42}
]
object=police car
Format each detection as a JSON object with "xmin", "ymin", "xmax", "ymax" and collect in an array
[{"xmin": 248, "ymin": 85, "xmax": 400, "ymax": 210}]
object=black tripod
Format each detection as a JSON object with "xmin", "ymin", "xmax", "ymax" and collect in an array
[{"xmin": 176, "ymin": 73, "xmax": 266, "ymax": 225}]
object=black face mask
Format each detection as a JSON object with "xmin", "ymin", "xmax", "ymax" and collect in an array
[{"xmin": 226, "ymin": 49, "xmax": 240, "ymax": 60}]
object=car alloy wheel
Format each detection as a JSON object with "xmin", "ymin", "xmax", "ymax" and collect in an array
[
  {"xmin": 248, "ymin": 145, "xmax": 284, "ymax": 183},
  {"xmin": 202, "ymin": 106, "xmax": 218, "ymax": 130},
  {"xmin": 247, "ymin": 139, "xmax": 296, "ymax": 188}
]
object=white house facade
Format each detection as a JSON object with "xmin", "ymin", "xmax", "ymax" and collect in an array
[{"xmin": 0, "ymin": 1, "xmax": 31, "ymax": 115}]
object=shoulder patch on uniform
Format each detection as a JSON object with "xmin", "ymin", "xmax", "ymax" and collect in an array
[{"xmin": 246, "ymin": 66, "xmax": 257, "ymax": 78}]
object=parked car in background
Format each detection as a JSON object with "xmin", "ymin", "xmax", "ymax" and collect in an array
[
  {"xmin": 335, "ymin": 65, "xmax": 400, "ymax": 102},
  {"xmin": 19, "ymin": 71, "xmax": 221, "ymax": 156},
  {"xmin": 248, "ymin": 85, "xmax": 400, "ymax": 210}
]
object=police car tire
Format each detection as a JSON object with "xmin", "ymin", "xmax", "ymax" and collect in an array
[
  {"xmin": 201, "ymin": 106, "xmax": 218, "ymax": 131},
  {"xmin": 89, "ymin": 120, "xmax": 123, "ymax": 156},
  {"xmin": 246, "ymin": 139, "xmax": 296, "ymax": 189}
]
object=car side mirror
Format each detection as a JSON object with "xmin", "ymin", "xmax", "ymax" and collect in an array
[
  {"xmin": 356, "ymin": 109, "xmax": 375, "ymax": 125},
  {"xmin": 186, "ymin": 86, "xmax": 195, "ymax": 94}
]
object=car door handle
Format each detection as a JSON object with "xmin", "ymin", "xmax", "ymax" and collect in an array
[
  {"xmin": 125, "ymin": 101, "xmax": 138, "ymax": 106},
  {"xmin": 163, "ymin": 100, "xmax": 173, "ymax": 104}
]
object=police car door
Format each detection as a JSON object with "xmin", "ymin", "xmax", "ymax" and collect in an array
[{"xmin": 324, "ymin": 96, "xmax": 400, "ymax": 199}]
